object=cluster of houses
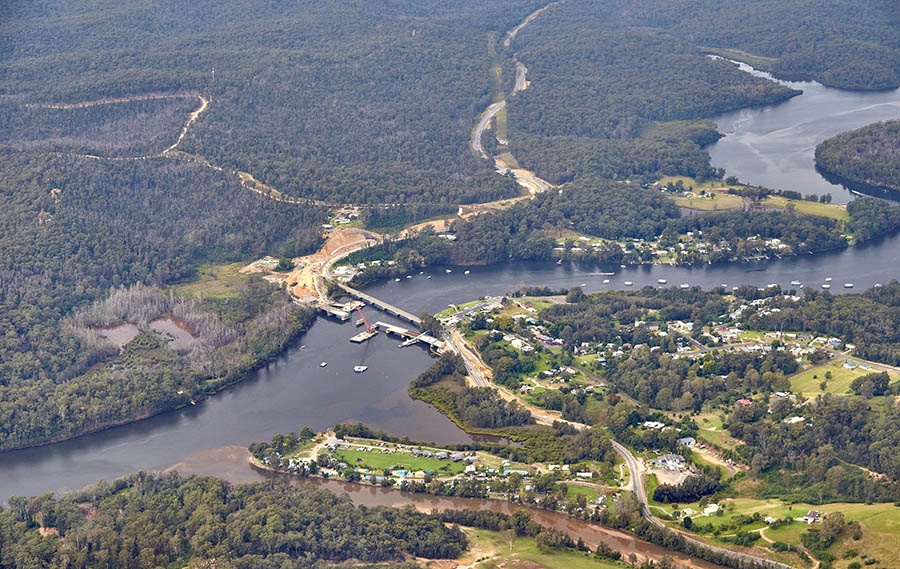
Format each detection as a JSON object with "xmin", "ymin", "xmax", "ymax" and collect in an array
[{"xmin": 653, "ymin": 453, "xmax": 688, "ymax": 472}]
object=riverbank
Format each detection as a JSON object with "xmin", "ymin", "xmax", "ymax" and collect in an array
[
  {"xmin": 246, "ymin": 453, "xmax": 725, "ymax": 569},
  {"xmin": 0, "ymin": 295, "xmax": 318, "ymax": 454}
]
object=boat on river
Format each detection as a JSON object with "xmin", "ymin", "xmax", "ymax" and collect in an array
[
  {"xmin": 353, "ymin": 365, "xmax": 368, "ymax": 373},
  {"xmin": 791, "ymin": 280, "xmax": 801, "ymax": 286},
  {"xmin": 680, "ymin": 283, "xmax": 689, "ymax": 289},
  {"xmin": 602, "ymin": 279, "xmax": 609, "ymax": 284},
  {"xmin": 657, "ymin": 279, "xmax": 667, "ymax": 284},
  {"xmin": 822, "ymin": 284, "xmax": 831, "ymax": 289},
  {"xmin": 825, "ymin": 277, "xmax": 832, "ymax": 282},
  {"xmin": 464, "ymin": 270, "xmax": 471, "ymax": 275},
  {"xmin": 844, "ymin": 283, "xmax": 853, "ymax": 288},
  {"xmin": 320, "ymin": 361, "xmax": 328, "ymax": 367},
  {"xmin": 623, "ymin": 281, "xmax": 633, "ymax": 286}
]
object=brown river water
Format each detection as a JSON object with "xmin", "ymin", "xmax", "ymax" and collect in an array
[{"xmin": 171, "ymin": 445, "xmax": 726, "ymax": 569}]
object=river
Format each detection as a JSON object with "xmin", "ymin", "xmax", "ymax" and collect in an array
[
  {"xmin": 3, "ymin": 54, "xmax": 900, "ymax": 515},
  {"xmin": 706, "ymin": 60, "xmax": 900, "ymax": 204},
  {"xmin": 170, "ymin": 445, "xmax": 724, "ymax": 569}
]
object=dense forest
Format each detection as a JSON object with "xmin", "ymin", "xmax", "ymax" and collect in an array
[
  {"xmin": 504, "ymin": 0, "xmax": 798, "ymax": 185},
  {"xmin": 0, "ymin": 149, "xmax": 325, "ymax": 449},
  {"xmin": 0, "ymin": 0, "xmax": 531, "ymax": 206},
  {"xmin": 0, "ymin": 97, "xmax": 199, "ymax": 157},
  {"xmin": 0, "ymin": 473, "xmax": 468, "ymax": 568},
  {"xmin": 593, "ymin": 0, "xmax": 900, "ymax": 91},
  {"xmin": 815, "ymin": 120, "xmax": 900, "ymax": 192}
]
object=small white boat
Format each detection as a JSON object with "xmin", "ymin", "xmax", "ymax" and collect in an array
[
  {"xmin": 822, "ymin": 284, "xmax": 831, "ymax": 289},
  {"xmin": 320, "ymin": 361, "xmax": 328, "ymax": 367},
  {"xmin": 767, "ymin": 283, "xmax": 777, "ymax": 288},
  {"xmin": 825, "ymin": 277, "xmax": 832, "ymax": 282},
  {"xmin": 445, "ymin": 269, "xmax": 452, "ymax": 273},
  {"xmin": 603, "ymin": 279, "xmax": 610, "ymax": 284},
  {"xmin": 680, "ymin": 283, "xmax": 689, "ymax": 289},
  {"xmin": 620, "ymin": 264, "xmax": 626, "ymax": 268},
  {"xmin": 844, "ymin": 283, "xmax": 853, "ymax": 288},
  {"xmin": 419, "ymin": 271, "xmax": 424, "ymax": 274},
  {"xmin": 580, "ymin": 283, "xmax": 587, "ymax": 287},
  {"xmin": 658, "ymin": 279, "xmax": 667, "ymax": 284},
  {"xmin": 394, "ymin": 278, "xmax": 401, "ymax": 282},
  {"xmin": 875, "ymin": 283, "xmax": 883, "ymax": 287},
  {"xmin": 406, "ymin": 275, "xmax": 412, "ymax": 279},
  {"xmin": 353, "ymin": 365, "xmax": 368, "ymax": 373},
  {"xmin": 464, "ymin": 270, "xmax": 471, "ymax": 275},
  {"xmin": 427, "ymin": 275, "xmax": 432, "ymax": 279},
  {"xmin": 720, "ymin": 284, "xmax": 727, "ymax": 288},
  {"xmin": 732, "ymin": 286, "xmax": 739, "ymax": 291},
  {"xmin": 623, "ymin": 281, "xmax": 633, "ymax": 286},
  {"xmin": 557, "ymin": 259, "xmax": 563, "ymax": 264},
  {"xmin": 791, "ymin": 280, "xmax": 801, "ymax": 286},
  {"xmin": 300, "ymin": 345, "xmax": 306, "ymax": 350}
]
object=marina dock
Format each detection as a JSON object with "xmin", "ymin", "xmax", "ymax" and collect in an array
[
  {"xmin": 375, "ymin": 321, "xmax": 445, "ymax": 353},
  {"xmin": 350, "ymin": 329, "xmax": 378, "ymax": 343}
]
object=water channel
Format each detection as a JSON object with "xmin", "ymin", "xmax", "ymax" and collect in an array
[
  {"xmin": 707, "ymin": 60, "xmax": 900, "ymax": 203},
  {"xmin": 1, "ymin": 59, "xmax": 900, "ymax": 569}
]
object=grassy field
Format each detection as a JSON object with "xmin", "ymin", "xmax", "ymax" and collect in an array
[
  {"xmin": 495, "ymin": 105, "xmax": 508, "ymax": 141},
  {"xmin": 653, "ymin": 494, "xmax": 900, "ymax": 568},
  {"xmin": 326, "ymin": 448, "xmax": 466, "ymax": 475},
  {"xmin": 465, "ymin": 528, "xmax": 628, "ymax": 569},
  {"xmin": 171, "ymin": 262, "xmax": 251, "ymax": 298},
  {"xmin": 764, "ymin": 195, "xmax": 849, "ymax": 222},
  {"xmin": 436, "ymin": 299, "xmax": 485, "ymax": 318},
  {"xmin": 658, "ymin": 175, "xmax": 740, "ymax": 192},
  {"xmin": 564, "ymin": 483, "xmax": 599, "ymax": 501},
  {"xmin": 673, "ymin": 192, "xmax": 745, "ymax": 211},
  {"xmin": 496, "ymin": 151, "xmax": 520, "ymax": 169},
  {"xmin": 789, "ymin": 359, "xmax": 897, "ymax": 397},
  {"xmin": 694, "ymin": 413, "xmax": 740, "ymax": 450},
  {"xmin": 661, "ymin": 176, "xmax": 849, "ymax": 221}
]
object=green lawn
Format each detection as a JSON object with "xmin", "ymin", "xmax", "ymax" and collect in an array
[
  {"xmin": 326, "ymin": 448, "xmax": 466, "ymax": 475},
  {"xmin": 436, "ymin": 299, "xmax": 484, "ymax": 318},
  {"xmin": 673, "ymin": 192, "xmax": 745, "ymax": 211},
  {"xmin": 766, "ymin": 195, "xmax": 849, "ymax": 222},
  {"xmin": 694, "ymin": 413, "xmax": 739, "ymax": 451},
  {"xmin": 790, "ymin": 360, "xmax": 897, "ymax": 397},
  {"xmin": 671, "ymin": 498, "xmax": 900, "ymax": 568},
  {"xmin": 564, "ymin": 484, "xmax": 599, "ymax": 501}
]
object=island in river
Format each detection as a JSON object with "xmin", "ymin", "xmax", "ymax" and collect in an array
[{"xmin": 815, "ymin": 119, "xmax": 900, "ymax": 195}]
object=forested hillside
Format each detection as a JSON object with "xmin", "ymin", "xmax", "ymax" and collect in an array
[
  {"xmin": 815, "ymin": 120, "xmax": 900, "ymax": 192},
  {"xmin": 0, "ymin": 473, "xmax": 467, "ymax": 568},
  {"xmin": 0, "ymin": 0, "xmax": 531, "ymax": 206},
  {"xmin": 0, "ymin": 149, "xmax": 325, "ymax": 450},
  {"xmin": 599, "ymin": 0, "xmax": 900, "ymax": 91},
  {"xmin": 503, "ymin": 1, "xmax": 798, "ymax": 185}
]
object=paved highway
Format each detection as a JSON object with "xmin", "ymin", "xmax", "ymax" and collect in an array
[{"xmin": 471, "ymin": 101, "xmax": 506, "ymax": 160}]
